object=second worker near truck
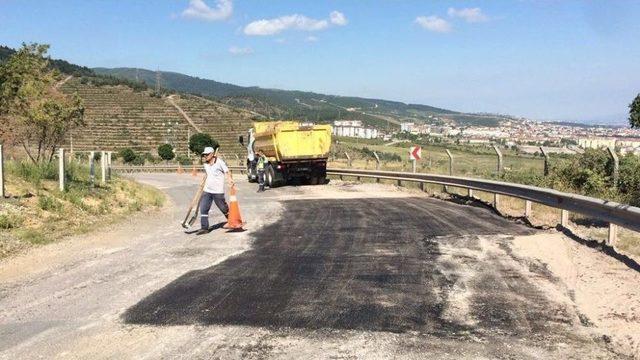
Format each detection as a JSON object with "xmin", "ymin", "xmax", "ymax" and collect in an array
[
  {"xmin": 197, "ymin": 146, "xmax": 235, "ymax": 235},
  {"xmin": 256, "ymin": 150, "xmax": 266, "ymax": 193}
]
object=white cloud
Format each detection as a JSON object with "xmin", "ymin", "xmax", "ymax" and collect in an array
[
  {"xmin": 447, "ymin": 7, "xmax": 488, "ymax": 23},
  {"xmin": 182, "ymin": 0, "xmax": 232, "ymax": 21},
  {"xmin": 329, "ymin": 11, "xmax": 348, "ymax": 26},
  {"xmin": 305, "ymin": 36, "xmax": 318, "ymax": 42},
  {"xmin": 244, "ymin": 10, "xmax": 347, "ymax": 36},
  {"xmin": 415, "ymin": 16, "xmax": 452, "ymax": 33},
  {"xmin": 228, "ymin": 46, "xmax": 253, "ymax": 56}
]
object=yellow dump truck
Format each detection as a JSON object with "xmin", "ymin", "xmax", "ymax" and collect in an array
[{"xmin": 239, "ymin": 121, "xmax": 332, "ymax": 187}]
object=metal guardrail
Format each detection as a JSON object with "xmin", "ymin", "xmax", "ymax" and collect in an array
[
  {"xmin": 111, "ymin": 164, "xmax": 640, "ymax": 245},
  {"xmin": 327, "ymin": 168, "xmax": 640, "ymax": 245}
]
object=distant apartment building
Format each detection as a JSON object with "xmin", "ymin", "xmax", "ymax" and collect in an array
[
  {"xmin": 400, "ymin": 122, "xmax": 415, "ymax": 132},
  {"xmin": 333, "ymin": 120, "xmax": 379, "ymax": 139},
  {"xmin": 578, "ymin": 138, "xmax": 617, "ymax": 149}
]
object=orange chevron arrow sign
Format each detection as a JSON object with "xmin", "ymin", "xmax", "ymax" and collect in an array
[{"xmin": 409, "ymin": 146, "xmax": 422, "ymax": 161}]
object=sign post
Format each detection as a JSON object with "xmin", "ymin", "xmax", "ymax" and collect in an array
[{"xmin": 409, "ymin": 146, "xmax": 421, "ymax": 173}]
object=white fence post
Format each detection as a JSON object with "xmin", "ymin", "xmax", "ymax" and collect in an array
[
  {"xmin": 525, "ymin": 200, "xmax": 532, "ymax": 218},
  {"xmin": 0, "ymin": 144, "xmax": 5, "ymax": 198},
  {"xmin": 445, "ymin": 149, "xmax": 453, "ymax": 175},
  {"xmin": 493, "ymin": 144, "xmax": 503, "ymax": 176},
  {"xmin": 89, "ymin": 151, "xmax": 95, "ymax": 187},
  {"xmin": 373, "ymin": 152, "xmax": 381, "ymax": 183},
  {"xmin": 58, "ymin": 148, "xmax": 65, "ymax": 191},
  {"xmin": 344, "ymin": 152, "xmax": 352, "ymax": 167},
  {"xmin": 101, "ymin": 151, "xmax": 106, "ymax": 185},
  {"xmin": 540, "ymin": 146, "xmax": 549, "ymax": 176},
  {"xmin": 107, "ymin": 152, "xmax": 112, "ymax": 180}
]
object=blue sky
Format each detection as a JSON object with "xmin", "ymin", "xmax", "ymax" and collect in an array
[{"xmin": 1, "ymin": 0, "xmax": 639, "ymax": 123}]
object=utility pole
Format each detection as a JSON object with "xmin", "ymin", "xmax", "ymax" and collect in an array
[
  {"xmin": 187, "ymin": 128, "xmax": 191, "ymax": 159},
  {"xmin": 155, "ymin": 69, "xmax": 161, "ymax": 94},
  {"xmin": 135, "ymin": 68, "xmax": 139, "ymax": 82}
]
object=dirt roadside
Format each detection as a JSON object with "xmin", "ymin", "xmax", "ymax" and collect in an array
[{"xmin": 512, "ymin": 232, "xmax": 640, "ymax": 358}]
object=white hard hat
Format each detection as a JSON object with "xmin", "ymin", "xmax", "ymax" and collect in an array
[{"xmin": 202, "ymin": 147, "xmax": 215, "ymax": 155}]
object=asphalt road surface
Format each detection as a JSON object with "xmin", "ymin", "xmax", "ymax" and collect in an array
[{"xmin": 0, "ymin": 174, "xmax": 621, "ymax": 359}]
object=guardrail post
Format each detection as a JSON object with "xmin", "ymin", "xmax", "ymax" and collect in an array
[
  {"xmin": 419, "ymin": 181, "xmax": 425, "ymax": 192},
  {"xmin": 101, "ymin": 151, "xmax": 107, "ymax": 185},
  {"xmin": 607, "ymin": 146, "xmax": 619, "ymax": 189},
  {"xmin": 560, "ymin": 209, "xmax": 569, "ymax": 228},
  {"xmin": 0, "ymin": 144, "xmax": 5, "ymax": 198},
  {"xmin": 525, "ymin": 200, "xmax": 532, "ymax": 218},
  {"xmin": 540, "ymin": 146, "xmax": 549, "ymax": 176},
  {"xmin": 467, "ymin": 188, "xmax": 473, "ymax": 198},
  {"xmin": 493, "ymin": 144, "xmax": 503, "ymax": 176},
  {"xmin": 608, "ymin": 223, "xmax": 617, "ymax": 246},
  {"xmin": 89, "ymin": 151, "xmax": 95, "ymax": 188},
  {"xmin": 493, "ymin": 193, "xmax": 500, "ymax": 210},
  {"xmin": 373, "ymin": 152, "xmax": 381, "ymax": 183},
  {"xmin": 58, "ymin": 148, "xmax": 65, "ymax": 191}
]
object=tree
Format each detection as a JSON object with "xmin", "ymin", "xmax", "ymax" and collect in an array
[
  {"xmin": 189, "ymin": 133, "xmax": 219, "ymax": 155},
  {"xmin": 630, "ymin": 93, "xmax": 640, "ymax": 128},
  {"xmin": 157, "ymin": 143, "xmax": 175, "ymax": 162},
  {"xmin": 119, "ymin": 148, "xmax": 136, "ymax": 163},
  {"xmin": 0, "ymin": 43, "xmax": 84, "ymax": 163}
]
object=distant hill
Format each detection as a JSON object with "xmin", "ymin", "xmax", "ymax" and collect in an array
[
  {"xmin": 0, "ymin": 45, "xmax": 93, "ymax": 77},
  {"xmin": 94, "ymin": 67, "xmax": 474, "ymax": 129}
]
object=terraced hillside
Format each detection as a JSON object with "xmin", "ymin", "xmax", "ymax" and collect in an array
[
  {"xmin": 60, "ymin": 79, "xmax": 254, "ymax": 157},
  {"xmin": 171, "ymin": 95, "xmax": 255, "ymax": 155}
]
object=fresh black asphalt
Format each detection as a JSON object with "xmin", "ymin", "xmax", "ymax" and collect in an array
[{"xmin": 122, "ymin": 195, "xmax": 611, "ymax": 353}]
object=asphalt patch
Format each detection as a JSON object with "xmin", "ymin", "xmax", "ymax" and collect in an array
[{"xmin": 123, "ymin": 197, "xmax": 577, "ymax": 339}]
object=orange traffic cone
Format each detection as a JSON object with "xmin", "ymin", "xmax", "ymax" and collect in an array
[
  {"xmin": 191, "ymin": 164, "xmax": 198, "ymax": 177},
  {"xmin": 223, "ymin": 185, "xmax": 244, "ymax": 231},
  {"xmin": 177, "ymin": 164, "xmax": 184, "ymax": 174}
]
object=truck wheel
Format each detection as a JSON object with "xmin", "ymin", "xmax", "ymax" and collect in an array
[
  {"xmin": 246, "ymin": 165, "xmax": 255, "ymax": 182},
  {"xmin": 266, "ymin": 165, "xmax": 275, "ymax": 188}
]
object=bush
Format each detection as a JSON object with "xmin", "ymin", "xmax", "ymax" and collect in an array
[
  {"xmin": 0, "ymin": 213, "xmax": 24, "ymax": 229},
  {"xmin": 189, "ymin": 133, "xmax": 219, "ymax": 155},
  {"xmin": 157, "ymin": 144, "xmax": 175, "ymax": 161},
  {"xmin": 119, "ymin": 148, "xmax": 136, "ymax": 163},
  {"xmin": 175, "ymin": 154, "xmax": 192, "ymax": 166},
  {"xmin": 131, "ymin": 154, "xmax": 145, "ymax": 166},
  {"xmin": 38, "ymin": 195, "xmax": 63, "ymax": 211}
]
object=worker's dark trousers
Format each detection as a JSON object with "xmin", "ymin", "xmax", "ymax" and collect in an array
[
  {"xmin": 257, "ymin": 170, "xmax": 265, "ymax": 191},
  {"xmin": 200, "ymin": 192, "xmax": 229, "ymax": 230}
]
